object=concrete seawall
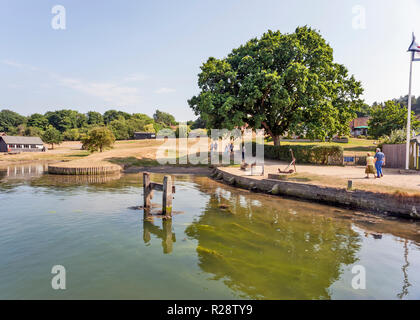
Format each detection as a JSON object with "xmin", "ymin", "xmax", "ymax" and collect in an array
[{"xmin": 212, "ymin": 168, "xmax": 420, "ymax": 220}]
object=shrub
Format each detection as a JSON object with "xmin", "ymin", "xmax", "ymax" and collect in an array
[
  {"xmin": 379, "ymin": 129, "xmax": 406, "ymax": 147},
  {"xmin": 251, "ymin": 143, "xmax": 343, "ymax": 165}
]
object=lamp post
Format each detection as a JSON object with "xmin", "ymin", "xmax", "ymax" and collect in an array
[
  {"xmin": 406, "ymin": 51, "xmax": 414, "ymax": 170},
  {"xmin": 406, "ymin": 33, "xmax": 420, "ymax": 170}
]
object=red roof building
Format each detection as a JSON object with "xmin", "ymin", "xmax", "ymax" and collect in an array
[{"xmin": 349, "ymin": 117, "xmax": 370, "ymax": 137}]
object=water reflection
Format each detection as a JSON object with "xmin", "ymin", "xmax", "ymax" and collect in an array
[
  {"xmin": 397, "ymin": 240, "xmax": 411, "ymax": 299},
  {"xmin": 185, "ymin": 189, "xmax": 361, "ymax": 299},
  {"xmin": 0, "ymin": 163, "xmax": 46, "ymax": 180},
  {"xmin": 143, "ymin": 213, "xmax": 176, "ymax": 254},
  {"xmin": 33, "ymin": 172, "xmax": 122, "ymax": 186},
  {"xmin": 1, "ymin": 171, "xmax": 420, "ymax": 299}
]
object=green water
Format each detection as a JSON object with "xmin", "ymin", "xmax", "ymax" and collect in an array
[{"xmin": 1, "ymin": 164, "xmax": 420, "ymax": 299}]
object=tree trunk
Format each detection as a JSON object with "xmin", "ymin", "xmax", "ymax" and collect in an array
[
  {"xmin": 273, "ymin": 135, "xmax": 281, "ymax": 146},
  {"xmin": 51, "ymin": 143, "xmax": 54, "ymax": 150}
]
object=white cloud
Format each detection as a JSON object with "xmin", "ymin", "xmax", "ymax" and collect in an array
[
  {"xmin": 1, "ymin": 58, "xmax": 143, "ymax": 106},
  {"xmin": 123, "ymin": 73, "xmax": 147, "ymax": 82},
  {"xmin": 53, "ymin": 75, "xmax": 142, "ymax": 106},
  {"xmin": 154, "ymin": 87, "xmax": 176, "ymax": 94},
  {"xmin": 1, "ymin": 59, "xmax": 24, "ymax": 68}
]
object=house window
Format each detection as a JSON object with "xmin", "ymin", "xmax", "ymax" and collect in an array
[
  {"xmin": 16, "ymin": 145, "xmax": 22, "ymax": 148},
  {"xmin": 24, "ymin": 144, "xmax": 29, "ymax": 148}
]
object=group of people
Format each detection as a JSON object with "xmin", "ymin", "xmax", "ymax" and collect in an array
[
  {"xmin": 210, "ymin": 141, "xmax": 247, "ymax": 161},
  {"xmin": 365, "ymin": 148, "xmax": 386, "ymax": 179}
]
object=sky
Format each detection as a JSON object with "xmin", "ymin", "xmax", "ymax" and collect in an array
[{"xmin": 1, "ymin": 0, "xmax": 420, "ymax": 121}]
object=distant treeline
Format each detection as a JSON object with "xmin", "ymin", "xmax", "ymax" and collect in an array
[
  {"xmin": 357, "ymin": 95, "xmax": 420, "ymax": 117},
  {"xmin": 0, "ymin": 109, "xmax": 205, "ymax": 140}
]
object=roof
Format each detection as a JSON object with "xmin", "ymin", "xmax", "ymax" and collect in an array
[
  {"xmin": 354, "ymin": 126, "xmax": 368, "ymax": 129},
  {"xmin": 350, "ymin": 117, "xmax": 369, "ymax": 129},
  {"xmin": 1, "ymin": 135, "xmax": 44, "ymax": 145}
]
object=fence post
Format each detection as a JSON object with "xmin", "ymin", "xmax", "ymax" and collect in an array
[
  {"xmin": 143, "ymin": 172, "xmax": 151, "ymax": 208},
  {"xmin": 162, "ymin": 175, "xmax": 173, "ymax": 216}
]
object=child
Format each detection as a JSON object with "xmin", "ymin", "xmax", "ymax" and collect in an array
[{"xmin": 365, "ymin": 153, "xmax": 376, "ymax": 179}]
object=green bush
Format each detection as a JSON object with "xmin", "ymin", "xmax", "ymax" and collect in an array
[
  {"xmin": 251, "ymin": 143, "xmax": 343, "ymax": 165},
  {"xmin": 378, "ymin": 129, "xmax": 406, "ymax": 149}
]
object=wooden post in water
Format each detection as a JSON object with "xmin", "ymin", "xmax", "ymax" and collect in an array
[
  {"xmin": 162, "ymin": 175, "xmax": 173, "ymax": 216},
  {"xmin": 143, "ymin": 172, "xmax": 152, "ymax": 208}
]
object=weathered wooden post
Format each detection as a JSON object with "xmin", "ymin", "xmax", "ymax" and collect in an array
[
  {"xmin": 162, "ymin": 175, "xmax": 173, "ymax": 216},
  {"xmin": 143, "ymin": 172, "xmax": 152, "ymax": 208},
  {"xmin": 347, "ymin": 180, "xmax": 353, "ymax": 190}
]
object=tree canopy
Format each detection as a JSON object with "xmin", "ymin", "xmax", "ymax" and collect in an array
[
  {"xmin": 153, "ymin": 110, "xmax": 177, "ymax": 127},
  {"xmin": 368, "ymin": 100, "xmax": 420, "ymax": 138},
  {"xmin": 81, "ymin": 127, "xmax": 116, "ymax": 152},
  {"xmin": 0, "ymin": 109, "xmax": 26, "ymax": 133},
  {"xmin": 0, "ymin": 108, "xmax": 177, "ymax": 141},
  {"xmin": 189, "ymin": 27, "xmax": 364, "ymax": 145},
  {"xmin": 42, "ymin": 126, "xmax": 63, "ymax": 149},
  {"xmin": 87, "ymin": 111, "xmax": 104, "ymax": 125}
]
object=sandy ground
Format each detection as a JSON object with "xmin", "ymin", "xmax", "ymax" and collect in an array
[{"xmin": 0, "ymin": 140, "xmax": 163, "ymax": 168}]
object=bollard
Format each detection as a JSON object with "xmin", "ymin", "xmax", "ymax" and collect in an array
[{"xmin": 347, "ymin": 180, "xmax": 353, "ymax": 190}]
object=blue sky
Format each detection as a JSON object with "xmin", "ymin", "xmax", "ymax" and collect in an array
[{"xmin": 1, "ymin": 0, "xmax": 419, "ymax": 121}]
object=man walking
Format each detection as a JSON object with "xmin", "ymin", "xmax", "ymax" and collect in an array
[{"xmin": 374, "ymin": 148, "xmax": 386, "ymax": 178}]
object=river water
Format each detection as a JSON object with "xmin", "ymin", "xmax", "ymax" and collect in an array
[{"xmin": 1, "ymin": 163, "xmax": 420, "ymax": 299}]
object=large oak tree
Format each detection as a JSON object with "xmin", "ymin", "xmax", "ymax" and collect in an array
[{"xmin": 188, "ymin": 27, "xmax": 364, "ymax": 145}]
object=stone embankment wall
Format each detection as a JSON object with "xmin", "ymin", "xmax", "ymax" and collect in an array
[{"xmin": 212, "ymin": 168, "xmax": 420, "ymax": 220}]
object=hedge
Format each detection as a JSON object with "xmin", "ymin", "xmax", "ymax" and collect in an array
[{"xmin": 249, "ymin": 143, "xmax": 343, "ymax": 165}]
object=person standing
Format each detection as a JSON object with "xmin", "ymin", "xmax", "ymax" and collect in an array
[
  {"xmin": 374, "ymin": 148, "xmax": 386, "ymax": 178},
  {"xmin": 365, "ymin": 153, "xmax": 376, "ymax": 179}
]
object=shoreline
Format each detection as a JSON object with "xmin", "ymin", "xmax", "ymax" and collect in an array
[
  {"xmin": 122, "ymin": 165, "xmax": 213, "ymax": 175},
  {"xmin": 211, "ymin": 167, "xmax": 420, "ymax": 220},
  {"xmin": 3, "ymin": 157, "xmax": 420, "ymax": 220}
]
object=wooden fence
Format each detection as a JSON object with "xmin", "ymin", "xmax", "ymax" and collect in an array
[{"xmin": 382, "ymin": 144, "xmax": 406, "ymax": 169}]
